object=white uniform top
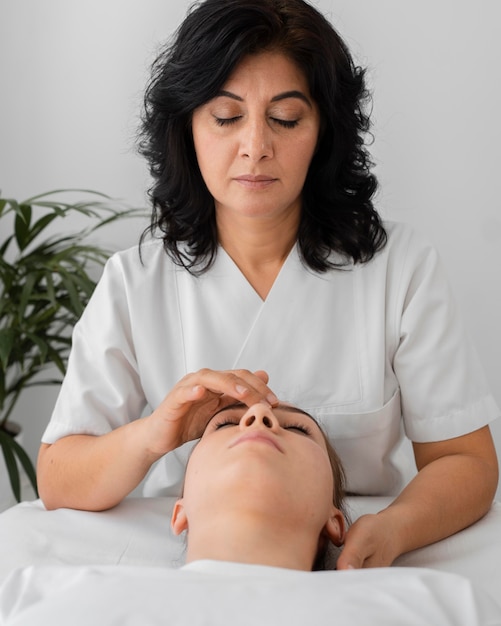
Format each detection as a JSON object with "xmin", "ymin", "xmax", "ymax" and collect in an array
[{"xmin": 42, "ymin": 221, "xmax": 499, "ymax": 496}]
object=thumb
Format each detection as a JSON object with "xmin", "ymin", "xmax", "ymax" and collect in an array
[{"xmin": 336, "ymin": 545, "xmax": 363, "ymax": 571}]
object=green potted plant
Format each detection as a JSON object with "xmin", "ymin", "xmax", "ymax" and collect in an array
[{"xmin": 0, "ymin": 190, "xmax": 143, "ymax": 503}]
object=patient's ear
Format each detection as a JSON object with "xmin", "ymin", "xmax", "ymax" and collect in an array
[
  {"xmin": 171, "ymin": 499, "xmax": 188, "ymax": 535},
  {"xmin": 324, "ymin": 508, "xmax": 346, "ymax": 547}
]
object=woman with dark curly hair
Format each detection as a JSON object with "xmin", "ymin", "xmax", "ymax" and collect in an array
[
  {"xmin": 137, "ymin": 0, "xmax": 385, "ymax": 274},
  {"xmin": 38, "ymin": 0, "xmax": 498, "ymax": 571}
]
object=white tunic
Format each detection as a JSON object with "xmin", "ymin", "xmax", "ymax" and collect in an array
[{"xmin": 42, "ymin": 221, "xmax": 499, "ymax": 495}]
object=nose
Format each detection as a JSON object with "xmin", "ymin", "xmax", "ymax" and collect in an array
[
  {"xmin": 239, "ymin": 119, "xmax": 273, "ymax": 162},
  {"xmin": 239, "ymin": 403, "xmax": 279, "ymax": 431}
]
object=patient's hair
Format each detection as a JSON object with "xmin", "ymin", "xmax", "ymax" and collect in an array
[
  {"xmin": 317, "ymin": 424, "xmax": 347, "ymax": 517},
  {"xmin": 138, "ymin": 0, "xmax": 386, "ymax": 273},
  {"xmin": 310, "ymin": 419, "xmax": 348, "ymax": 570}
]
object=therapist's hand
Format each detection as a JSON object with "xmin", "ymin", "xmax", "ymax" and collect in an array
[
  {"xmin": 37, "ymin": 369, "xmax": 277, "ymax": 513},
  {"xmin": 145, "ymin": 368, "xmax": 278, "ymax": 458},
  {"xmin": 336, "ymin": 512, "xmax": 400, "ymax": 570},
  {"xmin": 337, "ymin": 426, "xmax": 499, "ymax": 570}
]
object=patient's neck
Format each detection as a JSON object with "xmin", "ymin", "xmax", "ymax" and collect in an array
[{"xmin": 184, "ymin": 513, "xmax": 317, "ymax": 571}]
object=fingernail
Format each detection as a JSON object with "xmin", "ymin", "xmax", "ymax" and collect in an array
[
  {"xmin": 235, "ymin": 385, "xmax": 247, "ymax": 395},
  {"xmin": 266, "ymin": 393, "xmax": 278, "ymax": 405}
]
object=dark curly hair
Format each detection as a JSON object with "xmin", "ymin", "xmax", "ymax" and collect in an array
[{"xmin": 138, "ymin": 0, "xmax": 387, "ymax": 272}]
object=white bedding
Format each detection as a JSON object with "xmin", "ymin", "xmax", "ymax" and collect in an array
[
  {"xmin": 0, "ymin": 497, "xmax": 500, "ymax": 625},
  {"xmin": 1, "ymin": 562, "xmax": 499, "ymax": 626}
]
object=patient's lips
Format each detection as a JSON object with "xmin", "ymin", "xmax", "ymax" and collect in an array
[{"xmin": 230, "ymin": 432, "xmax": 283, "ymax": 452}]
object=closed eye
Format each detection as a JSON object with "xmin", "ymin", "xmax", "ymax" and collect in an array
[
  {"xmin": 214, "ymin": 116, "xmax": 241, "ymax": 127},
  {"xmin": 214, "ymin": 116, "xmax": 299, "ymax": 129},
  {"xmin": 213, "ymin": 418, "xmax": 239, "ymax": 429},
  {"xmin": 285, "ymin": 423, "xmax": 312, "ymax": 436},
  {"xmin": 271, "ymin": 118, "xmax": 299, "ymax": 129}
]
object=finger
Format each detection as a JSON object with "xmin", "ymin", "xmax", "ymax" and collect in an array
[
  {"xmin": 253, "ymin": 370, "xmax": 269, "ymax": 384},
  {"xmin": 189, "ymin": 369, "xmax": 278, "ymax": 407},
  {"xmin": 336, "ymin": 549, "xmax": 363, "ymax": 571},
  {"xmin": 228, "ymin": 369, "xmax": 278, "ymax": 406},
  {"xmin": 159, "ymin": 382, "xmax": 208, "ymax": 418},
  {"xmin": 335, "ymin": 523, "xmax": 371, "ymax": 570}
]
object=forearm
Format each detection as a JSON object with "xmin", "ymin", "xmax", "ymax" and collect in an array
[
  {"xmin": 337, "ymin": 426, "xmax": 499, "ymax": 569},
  {"xmin": 381, "ymin": 451, "xmax": 498, "ymax": 561},
  {"xmin": 37, "ymin": 418, "xmax": 162, "ymax": 512},
  {"xmin": 37, "ymin": 369, "xmax": 278, "ymax": 512}
]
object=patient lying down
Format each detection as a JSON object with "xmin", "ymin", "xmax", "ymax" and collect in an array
[
  {"xmin": 1, "ymin": 404, "xmax": 498, "ymax": 625},
  {"xmin": 171, "ymin": 401, "xmax": 348, "ymax": 571}
]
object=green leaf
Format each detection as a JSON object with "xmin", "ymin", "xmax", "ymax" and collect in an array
[
  {"xmin": 25, "ymin": 211, "xmax": 59, "ymax": 247},
  {"xmin": 7, "ymin": 432, "xmax": 38, "ymax": 497},
  {"xmin": 14, "ymin": 203, "xmax": 32, "ymax": 251},
  {"xmin": 25, "ymin": 332, "xmax": 50, "ymax": 364},
  {"xmin": 44, "ymin": 271, "xmax": 57, "ymax": 308},
  {"xmin": 0, "ymin": 427, "xmax": 38, "ymax": 501},
  {"xmin": 24, "ymin": 188, "xmax": 111, "ymax": 204},
  {"xmin": 0, "ymin": 188, "xmax": 144, "ymax": 478},
  {"xmin": 58, "ymin": 270, "xmax": 86, "ymax": 316},
  {"xmin": 0, "ymin": 429, "xmax": 21, "ymax": 502},
  {"xmin": 0, "ymin": 370, "xmax": 6, "ymax": 413},
  {"xmin": 0, "ymin": 329, "xmax": 15, "ymax": 371},
  {"xmin": 0, "ymin": 233, "xmax": 15, "ymax": 256},
  {"xmin": 45, "ymin": 345, "xmax": 66, "ymax": 375},
  {"xmin": 18, "ymin": 271, "xmax": 38, "ymax": 320}
]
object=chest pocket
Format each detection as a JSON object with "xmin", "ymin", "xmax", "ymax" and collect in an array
[{"xmin": 310, "ymin": 391, "xmax": 414, "ymax": 496}]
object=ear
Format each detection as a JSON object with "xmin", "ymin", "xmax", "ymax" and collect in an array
[
  {"xmin": 323, "ymin": 508, "xmax": 346, "ymax": 547},
  {"xmin": 171, "ymin": 499, "xmax": 189, "ymax": 535}
]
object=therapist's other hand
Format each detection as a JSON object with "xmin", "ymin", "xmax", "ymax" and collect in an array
[
  {"xmin": 336, "ymin": 513, "xmax": 399, "ymax": 570},
  {"xmin": 145, "ymin": 369, "xmax": 278, "ymax": 457}
]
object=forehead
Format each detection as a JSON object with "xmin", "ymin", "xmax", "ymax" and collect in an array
[{"xmin": 224, "ymin": 52, "xmax": 311, "ymax": 93}]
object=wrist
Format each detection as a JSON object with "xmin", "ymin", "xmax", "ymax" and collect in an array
[
  {"xmin": 374, "ymin": 507, "xmax": 409, "ymax": 563},
  {"xmin": 140, "ymin": 411, "xmax": 181, "ymax": 461}
]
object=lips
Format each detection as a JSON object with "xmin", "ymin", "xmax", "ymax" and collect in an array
[{"xmin": 230, "ymin": 432, "xmax": 283, "ymax": 452}]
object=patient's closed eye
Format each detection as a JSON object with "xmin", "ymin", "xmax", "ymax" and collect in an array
[
  {"xmin": 211, "ymin": 413, "xmax": 313, "ymax": 436},
  {"xmin": 285, "ymin": 423, "xmax": 312, "ymax": 436},
  {"xmin": 213, "ymin": 418, "xmax": 239, "ymax": 430}
]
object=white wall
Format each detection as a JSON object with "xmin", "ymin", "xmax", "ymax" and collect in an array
[{"xmin": 1, "ymin": 0, "xmax": 500, "ymax": 498}]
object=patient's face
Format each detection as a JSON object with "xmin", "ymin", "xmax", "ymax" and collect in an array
[{"xmin": 179, "ymin": 402, "xmax": 338, "ymax": 532}]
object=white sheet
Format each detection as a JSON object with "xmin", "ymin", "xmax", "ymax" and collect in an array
[
  {"xmin": 0, "ymin": 497, "xmax": 500, "ymax": 624},
  {"xmin": 1, "ymin": 562, "xmax": 499, "ymax": 626}
]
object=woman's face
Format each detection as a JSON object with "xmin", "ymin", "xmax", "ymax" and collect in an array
[
  {"xmin": 191, "ymin": 51, "xmax": 321, "ymax": 224},
  {"xmin": 173, "ymin": 402, "xmax": 343, "ymax": 541}
]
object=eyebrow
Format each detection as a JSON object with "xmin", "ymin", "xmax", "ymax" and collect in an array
[
  {"xmin": 211, "ymin": 401, "xmax": 317, "ymax": 424},
  {"xmin": 216, "ymin": 89, "xmax": 313, "ymax": 108}
]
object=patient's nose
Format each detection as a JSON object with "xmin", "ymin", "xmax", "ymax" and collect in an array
[{"xmin": 240, "ymin": 404, "xmax": 279, "ymax": 430}]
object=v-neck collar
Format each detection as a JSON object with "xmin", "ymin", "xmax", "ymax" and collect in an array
[
  {"xmin": 216, "ymin": 243, "xmax": 299, "ymax": 304},
  {"xmin": 175, "ymin": 242, "xmax": 363, "ymax": 409}
]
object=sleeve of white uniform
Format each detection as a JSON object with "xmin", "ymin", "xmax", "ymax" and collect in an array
[
  {"xmin": 392, "ymin": 228, "xmax": 499, "ymax": 442},
  {"xmin": 41, "ymin": 252, "xmax": 147, "ymax": 443}
]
